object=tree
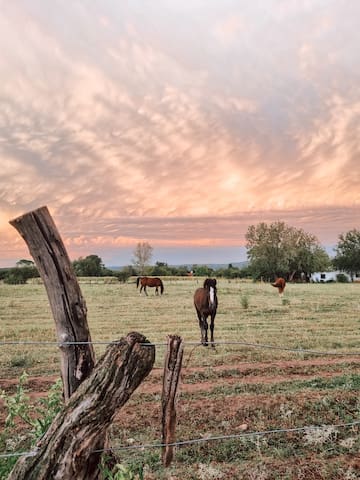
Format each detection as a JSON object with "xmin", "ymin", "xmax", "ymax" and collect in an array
[
  {"xmin": 132, "ymin": 242, "xmax": 153, "ymax": 275},
  {"xmin": 3, "ymin": 266, "xmax": 39, "ymax": 284},
  {"xmin": 16, "ymin": 259, "xmax": 35, "ymax": 268},
  {"xmin": 3, "ymin": 259, "xmax": 39, "ymax": 284},
  {"xmin": 245, "ymin": 221, "xmax": 330, "ymax": 281},
  {"xmin": 72, "ymin": 254, "xmax": 106, "ymax": 277},
  {"xmin": 333, "ymin": 229, "xmax": 360, "ymax": 280},
  {"xmin": 192, "ymin": 264, "xmax": 214, "ymax": 277},
  {"xmin": 114, "ymin": 265, "xmax": 137, "ymax": 283}
]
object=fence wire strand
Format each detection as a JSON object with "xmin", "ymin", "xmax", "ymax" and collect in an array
[
  {"xmin": 1, "ymin": 338, "xmax": 360, "ymax": 459},
  {"xmin": 1, "ymin": 419, "xmax": 359, "ymax": 459},
  {"xmin": 1, "ymin": 339, "xmax": 360, "ymax": 357}
]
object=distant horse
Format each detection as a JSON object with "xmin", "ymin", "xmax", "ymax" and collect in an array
[
  {"xmin": 194, "ymin": 278, "xmax": 218, "ymax": 347},
  {"xmin": 271, "ymin": 277, "xmax": 286, "ymax": 295},
  {"xmin": 136, "ymin": 276, "xmax": 164, "ymax": 296}
]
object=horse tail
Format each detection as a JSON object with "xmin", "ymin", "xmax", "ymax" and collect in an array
[
  {"xmin": 136, "ymin": 277, "xmax": 140, "ymax": 288},
  {"xmin": 160, "ymin": 279, "xmax": 164, "ymax": 294}
]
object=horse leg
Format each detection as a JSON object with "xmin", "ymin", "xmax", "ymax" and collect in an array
[
  {"xmin": 155, "ymin": 286, "xmax": 159, "ymax": 295},
  {"xmin": 196, "ymin": 310, "xmax": 207, "ymax": 346},
  {"xmin": 139, "ymin": 285, "xmax": 143, "ymax": 295},
  {"xmin": 144, "ymin": 285, "xmax": 148, "ymax": 296},
  {"xmin": 203, "ymin": 316, "xmax": 209, "ymax": 346},
  {"xmin": 209, "ymin": 314, "xmax": 215, "ymax": 348}
]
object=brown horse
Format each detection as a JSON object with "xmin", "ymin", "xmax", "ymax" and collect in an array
[
  {"xmin": 136, "ymin": 276, "xmax": 164, "ymax": 295},
  {"xmin": 194, "ymin": 278, "xmax": 218, "ymax": 347},
  {"xmin": 271, "ymin": 276, "xmax": 286, "ymax": 295}
]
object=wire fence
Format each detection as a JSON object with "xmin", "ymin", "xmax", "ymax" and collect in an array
[
  {"xmin": 1, "ymin": 338, "xmax": 360, "ymax": 357},
  {"xmin": 1, "ymin": 420, "xmax": 359, "ymax": 459},
  {"xmin": 1, "ymin": 337, "xmax": 360, "ymax": 460}
]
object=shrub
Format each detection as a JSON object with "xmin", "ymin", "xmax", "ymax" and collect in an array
[
  {"xmin": 3, "ymin": 267, "xmax": 39, "ymax": 284},
  {"xmin": 240, "ymin": 295, "xmax": 249, "ymax": 309},
  {"xmin": 336, "ymin": 273, "xmax": 349, "ymax": 283},
  {"xmin": 0, "ymin": 373, "xmax": 63, "ymax": 477}
]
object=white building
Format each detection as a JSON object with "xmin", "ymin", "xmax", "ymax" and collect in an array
[{"xmin": 310, "ymin": 271, "xmax": 360, "ymax": 282}]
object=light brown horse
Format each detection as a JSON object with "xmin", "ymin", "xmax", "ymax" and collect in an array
[
  {"xmin": 271, "ymin": 276, "xmax": 286, "ymax": 295},
  {"xmin": 194, "ymin": 278, "xmax": 218, "ymax": 347},
  {"xmin": 136, "ymin": 276, "xmax": 164, "ymax": 295}
]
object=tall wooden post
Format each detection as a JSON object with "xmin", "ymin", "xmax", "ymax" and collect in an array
[
  {"xmin": 8, "ymin": 332, "xmax": 155, "ymax": 480},
  {"xmin": 161, "ymin": 335, "xmax": 184, "ymax": 467},
  {"xmin": 10, "ymin": 206, "xmax": 95, "ymax": 401}
]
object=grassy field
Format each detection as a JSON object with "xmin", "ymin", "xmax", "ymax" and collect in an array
[{"xmin": 1, "ymin": 278, "xmax": 360, "ymax": 478}]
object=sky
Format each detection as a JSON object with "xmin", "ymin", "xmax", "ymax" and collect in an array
[{"xmin": 0, "ymin": 1, "xmax": 359, "ymax": 267}]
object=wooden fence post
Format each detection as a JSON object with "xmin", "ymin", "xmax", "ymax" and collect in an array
[
  {"xmin": 161, "ymin": 335, "xmax": 184, "ymax": 467},
  {"xmin": 9, "ymin": 206, "xmax": 95, "ymax": 401},
  {"xmin": 8, "ymin": 332, "xmax": 155, "ymax": 480}
]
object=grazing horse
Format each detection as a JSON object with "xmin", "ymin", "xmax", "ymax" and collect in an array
[
  {"xmin": 194, "ymin": 278, "xmax": 218, "ymax": 347},
  {"xmin": 136, "ymin": 276, "xmax": 164, "ymax": 296},
  {"xmin": 271, "ymin": 276, "xmax": 286, "ymax": 295}
]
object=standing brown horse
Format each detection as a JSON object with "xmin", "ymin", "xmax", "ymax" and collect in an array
[
  {"xmin": 136, "ymin": 276, "xmax": 164, "ymax": 295},
  {"xmin": 194, "ymin": 278, "xmax": 218, "ymax": 347},
  {"xmin": 271, "ymin": 276, "xmax": 286, "ymax": 295}
]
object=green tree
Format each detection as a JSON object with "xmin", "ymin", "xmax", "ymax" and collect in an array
[
  {"xmin": 333, "ymin": 229, "xmax": 360, "ymax": 280},
  {"xmin": 217, "ymin": 264, "xmax": 243, "ymax": 279},
  {"xmin": 132, "ymin": 242, "xmax": 153, "ymax": 275},
  {"xmin": 150, "ymin": 261, "xmax": 171, "ymax": 276},
  {"xmin": 16, "ymin": 259, "xmax": 35, "ymax": 268},
  {"xmin": 72, "ymin": 254, "xmax": 106, "ymax": 276},
  {"xmin": 3, "ymin": 259, "xmax": 39, "ymax": 284},
  {"xmin": 114, "ymin": 265, "xmax": 137, "ymax": 283},
  {"xmin": 192, "ymin": 264, "xmax": 214, "ymax": 277},
  {"xmin": 3, "ymin": 266, "xmax": 39, "ymax": 284},
  {"xmin": 245, "ymin": 221, "xmax": 330, "ymax": 281}
]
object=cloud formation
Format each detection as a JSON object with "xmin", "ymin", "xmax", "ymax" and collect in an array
[{"xmin": 0, "ymin": 1, "xmax": 359, "ymax": 266}]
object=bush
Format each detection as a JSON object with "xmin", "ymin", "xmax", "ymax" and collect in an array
[
  {"xmin": 3, "ymin": 267, "xmax": 39, "ymax": 284},
  {"xmin": 336, "ymin": 273, "xmax": 349, "ymax": 283},
  {"xmin": 0, "ymin": 373, "xmax": 63, "ymax": 477},
  {"xmin": 240, "ymin": 295, "xmax": 249, "ymax": 309}
]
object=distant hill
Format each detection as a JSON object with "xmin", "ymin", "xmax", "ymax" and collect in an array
[
  {"xmin": 109, "ymin": 261, "xmax": 249, "ymax": 271},
  {"xmin": 204, "ymin": 261, "xmax": 249, "ymax": 270}
]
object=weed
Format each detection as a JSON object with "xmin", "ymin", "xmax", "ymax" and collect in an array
[
  {"xmin": 240, "ymin": 295, "xmax": 249, "ymax": 309},
  {"xmin": 303, "ymin": 425, "xmax": 338, "ymax": 446},
  {"xmin": 9, "ymin": 354, "xmax": 35, "ymax": 369},
  {"xmin": 100, "ymin": 460, "xmax": 144, "ymax": 480},
  {"xmin": 0, "ymin": 373, "xmax": 63, "ymax": 478}
]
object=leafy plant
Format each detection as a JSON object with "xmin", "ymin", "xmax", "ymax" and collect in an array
[
  {"xmin": 240, "ymin": 295, "xmax": 249, "ymax": 309},
  {"xmin": 9, "ymin": 354, "xmax": 35, "ymax": 368},
  {"xmin": 100, "ymin": 457, "xmax": 144, "ymax": 480},
  {"xmin": 0, "ymin": 373, "xmax": 63, "ymax": 478}
]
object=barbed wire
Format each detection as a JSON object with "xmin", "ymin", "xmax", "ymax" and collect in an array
[
  {"xmin": 1, "ymin": 339, "xmax": 360, "ymax": 357},
  {"xmin": 1, "ymin": 419, "xmax": 359, "ymax": 459}
]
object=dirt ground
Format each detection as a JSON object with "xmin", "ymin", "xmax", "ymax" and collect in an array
[
  {"xmin": 2, "ymin": 355, "xmax": 360, "ymax": 422},
  {"xmin": 1, "ymin": 356, "xmax": 360, "ymax": 479}
]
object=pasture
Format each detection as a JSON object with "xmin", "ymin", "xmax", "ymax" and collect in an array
[{"xmin": 1, "ymin": 278, "xmax": 360, "ymax": 479}]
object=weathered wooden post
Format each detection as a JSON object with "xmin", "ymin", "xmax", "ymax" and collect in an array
[
  {"xmin": 10, "ymin": 206, "xmax": 95, "ymax": 401},
  {"xmin": 8, "ymin": 332, "xmax": 155, "ymax": 480},
  {"xmin": 161, "ymin": 335, "xmax": 184, "ymax": 467}
]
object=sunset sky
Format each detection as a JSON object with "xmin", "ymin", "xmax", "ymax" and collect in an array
[{"xmin": 0, "ymin": 1, "xmax": 359, "ymax": 267}]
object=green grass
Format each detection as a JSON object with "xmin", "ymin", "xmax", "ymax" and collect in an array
[
  {"xmin": 1, "ymin": 279, "xmax": 360, "ymax": 478},
  {"xmin": 1, "ymin": 278, "xmax": 360, "ymax": 373}
]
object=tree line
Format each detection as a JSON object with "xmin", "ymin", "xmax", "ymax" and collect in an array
[{"xmin": 1, "ymin": 223, "xmax": 359, "ymax": 284}]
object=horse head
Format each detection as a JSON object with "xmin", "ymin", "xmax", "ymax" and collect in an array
[{"xmin": 203, "ymin": 278, "xmax": 217, "ymax": 309}]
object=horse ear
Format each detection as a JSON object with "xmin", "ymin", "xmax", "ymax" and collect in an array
[{"xmin": 213, "ymin": 279, "xmax": 217, "ymax": 286}]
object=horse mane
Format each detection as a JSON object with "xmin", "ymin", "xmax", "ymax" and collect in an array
[{"xmin": 203, "ymin": 278, "xmax": 217, "ymax": 290}]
